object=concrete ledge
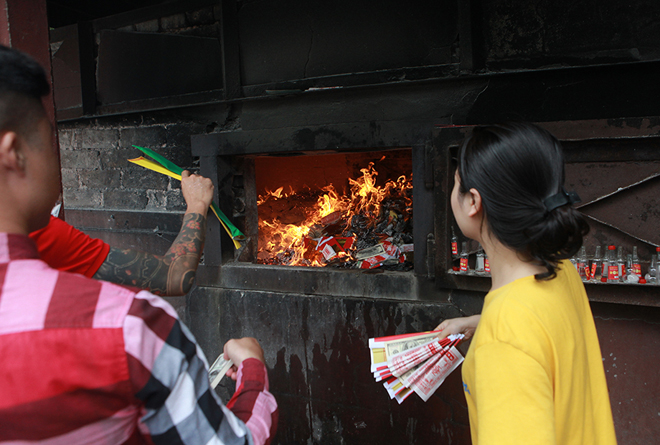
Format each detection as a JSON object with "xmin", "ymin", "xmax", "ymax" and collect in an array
[{"xmin": 196, "ymin": 262, "xmax": 447, "ymax": 302}]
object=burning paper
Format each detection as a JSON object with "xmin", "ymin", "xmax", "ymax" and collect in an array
[
  {"xmin": 368, "ymin": 331, "xmax": 464, "ymax": 404},
  {"xmin": 257, "ymin": 161, "xmax": 413, "ymax": 268},
  {"xmin": 355, "ymin": 240, "xmax": 403, "ymax": 269},
  {"xmin": 315, "ymin": 236, "xmax": 355, "ymax": 261}
]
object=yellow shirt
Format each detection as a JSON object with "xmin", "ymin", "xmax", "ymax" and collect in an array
[{"xmin": 462, "ymin": 260, "xmax": 617, "ymax": 444}]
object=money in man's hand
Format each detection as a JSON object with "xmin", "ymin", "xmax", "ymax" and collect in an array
[{"xmin": 209, "ymin": 354, "xmax": 234, "ymax": 389}]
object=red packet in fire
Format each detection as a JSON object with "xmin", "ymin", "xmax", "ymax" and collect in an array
[
  {"xmin": 335, "ymin": 237, "xmax": 354, "ymax": 250},
  {"xmin": 356, "ymin": 241, "xmax": 401, "ymax": 269},
  {"xmin": 320, "ymin": 211, "xmax": 342, "ymax": 226},
  {"xmin": 356, "ymin": 243, "xmax": 387, "ymax": 260},
  {"xmin": 318, "ymin": 238, "xmax": 338, "ymax": 260},
  {"xmin": 316, "ymin": 236, "xmax": 355, "ymax": 261}
]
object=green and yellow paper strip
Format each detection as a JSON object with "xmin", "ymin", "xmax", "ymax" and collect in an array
[{"xmin": 129, "ymin": 146, "xmax": 245, "ymax": 249}]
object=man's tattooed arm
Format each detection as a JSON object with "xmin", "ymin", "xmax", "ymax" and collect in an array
[
  {"xmin": 93, "ymin": 212, "xmax": 207, "ymax": 296},
  {"xmin": 94, "ymin": 170, "xmax": 214, "ymax": 296}
]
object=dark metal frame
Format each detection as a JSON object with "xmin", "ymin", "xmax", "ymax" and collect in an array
[
  {"xmin": 191, "ymin": 121, "xmax": 440, "ymax": 300},
  {"xmin": 432, "ymin": 118, "xmax": 660, "ymax": 307},
  {"xmin": 49, "ymin": 0, "xmax": 660, "ymax": 123}
]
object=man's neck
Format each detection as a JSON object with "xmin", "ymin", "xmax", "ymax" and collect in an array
[{"xmin": 0, "ymin": 221, "xmax": 29, "ymax": 236}]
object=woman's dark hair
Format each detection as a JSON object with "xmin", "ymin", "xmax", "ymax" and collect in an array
[{"xmin": 457, "ymin": 122, "xmax": 589, "ymax": 280}]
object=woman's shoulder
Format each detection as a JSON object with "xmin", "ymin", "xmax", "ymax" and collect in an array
[
  {"xmin": 487, "ymin": 261, "xmax": 583, "ymax": 307},
  {"xmin": 479, "ymin": 263, "xmax": 587, "ymax": 344}
]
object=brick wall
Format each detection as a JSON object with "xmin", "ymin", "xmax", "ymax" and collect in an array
[
  {"xmin": 58, "ymin": 120, "xmax": 197, "ymax": 213},
  {"xmin": 55, "ymin": 105, "xmax": 237, "ymax": 255}
]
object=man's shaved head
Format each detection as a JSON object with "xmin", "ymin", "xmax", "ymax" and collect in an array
[{"xmin": 0, "ymin": 45, "xmax": 50, "ymax": 143}]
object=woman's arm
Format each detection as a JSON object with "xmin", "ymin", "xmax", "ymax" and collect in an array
[{"xmin": 435, "ymin": 314, "xmax": 481, "ymax": 340}]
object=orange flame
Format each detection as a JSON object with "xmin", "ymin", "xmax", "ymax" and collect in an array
[{"xmin": 257, "ymin": 163, "xmax": 412, "ymax": 266}]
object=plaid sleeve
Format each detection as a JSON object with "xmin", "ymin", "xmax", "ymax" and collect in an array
[
  {"xmin": 123, "ymin": 290, "xmax": 277, "ymax": 445},
  {"xmin": 227, "ymin": 359, "xmax": 279, "ymax": 445}
]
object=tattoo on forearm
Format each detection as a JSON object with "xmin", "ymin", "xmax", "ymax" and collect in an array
[{"xmin": 93, "ymin": 213, "xmax": 206, "ymax": 296}]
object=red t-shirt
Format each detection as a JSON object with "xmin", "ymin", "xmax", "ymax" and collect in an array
[{"xmin": 29, "ymin": 216, "xmax": 110, "ymax": 278}]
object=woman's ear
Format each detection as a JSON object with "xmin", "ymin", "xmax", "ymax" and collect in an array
[{"xmin": 467, "ymin": 188, "xmax": 483, "ymax": 217}]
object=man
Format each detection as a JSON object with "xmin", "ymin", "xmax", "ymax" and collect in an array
[
  {"xmin": 30, "ymin": 169, "xmax": 213, "ymax": 296},
  {"xmin": 0, "ymin": 45, "xmax": 277, "ymax": 444}
]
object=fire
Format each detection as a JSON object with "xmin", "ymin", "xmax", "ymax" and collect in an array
[{"xmin": 257, "ymin": 162, "xmax": 412, "ymax": 267}]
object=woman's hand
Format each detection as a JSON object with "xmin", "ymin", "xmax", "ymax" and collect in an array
[{"xmin": 434, "ymin": 315, "xmax": 481, "ymax": 340}]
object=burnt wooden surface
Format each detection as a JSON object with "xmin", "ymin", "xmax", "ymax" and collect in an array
[
  {"xmin": 184, "ymin": 285, "xmax": 660, "ymax": 445},
  {"xmin": 186, "ymin": 286, "xmax": 470, "ymax": 444}
]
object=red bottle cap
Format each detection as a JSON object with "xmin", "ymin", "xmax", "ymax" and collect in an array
[
  {"xmin": 656, "ymin": 246, "xmax": 660, "ymax": 252},
  {"xmin": 452, "ymin": 266, "xmax": 459, "ymax": 271},
  {"xmin": 639, "ymin": 278, "xmax": 647, "ymax": 284},
  {"xmin": 601, "ymin": 277, "xmax": 608, "ymax": 282},
  {"xmin": 608, "ymin": 245, "xmax": 616, "ymax": 250}
]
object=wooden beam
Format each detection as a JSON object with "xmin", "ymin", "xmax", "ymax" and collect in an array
[
  {"xmin": 219, "ymin": 0, "xmax": 242, "ymax": 100},
  {"xmin": 77, "ymin": 21, "xmax": 97, "ymax": 116}
]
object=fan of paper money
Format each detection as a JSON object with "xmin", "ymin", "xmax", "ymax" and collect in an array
[
  {"xmin": 208, "ymin": 354, "xmax": 234, "ymax": 389},
  {"xmin": 369, "ymin": 331, "xmax": 464, "ymax": 403}
]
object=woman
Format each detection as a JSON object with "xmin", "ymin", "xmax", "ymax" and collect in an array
[{"xmin": 437, "ymin": 123, "xmax": 616, "ymax": 444}]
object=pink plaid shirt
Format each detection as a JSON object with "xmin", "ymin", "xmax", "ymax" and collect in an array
[{"xmin": 0, "ymin": 233, "xmax": 277, "ymax": 444}]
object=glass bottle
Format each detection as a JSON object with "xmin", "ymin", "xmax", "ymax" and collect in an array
[
  {"xmin": 625, "ymin": 254, "xmax": 638, "ymax": 284},
  {"xmin": 459, "ymin": 241, "xmax": 469, "ymax": 274},
  {"xmin": 616, "ymin": 246, "xmax": 625, "ymax": 282},
  {"xmin": 590, "ymin": 246, "xmax": 602, "ymax": 282},
  {"xmin": 600, "ymin": 245, "xmax": 609, "ymax": 281},
  {"xmin": 576, "ymin": 246, "xmax": 588, "ymax": 280},
  {"xmin": 647, "ymin": 254, "xmax": 658, "ymax": 284},
  {"xmin": 475, "ymin": 245, "xmax": 485, "ymax": 274},
  {"xmin": 451, "ymin": 228, "xmax": 459, "ymax": 259},
  {"xmin": 654, "ymin": 247, "xmax": 660, "ymax": 284},
  {"xmin": 632, "ymin": 246, "xmax": 641, "ymax": 277},
  {"xmin": 606, "ymin": 245, "xmax": 618, "ymax": 282}
]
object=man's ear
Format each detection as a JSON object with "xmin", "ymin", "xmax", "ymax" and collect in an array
[
  {"xmin": 0, "ymin": 131, "xmax": 24, "ymax": 172},
  {"xmin": 467, "ymin": 188, "xmax": 483, "ymax": 217}
]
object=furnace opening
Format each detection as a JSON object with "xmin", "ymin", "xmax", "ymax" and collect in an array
[{"xmin": 254, "ymin": 149, "xmax": 413, "ymax": 269}]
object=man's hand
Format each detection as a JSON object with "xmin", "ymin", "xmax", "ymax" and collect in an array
[
  {"xmin": 435, "ymin": 315, "xmax": 481, "ymax": 341},
  {"xmin": 181, "ymin": 170, "xmax": 214, "ymax": 216},
  {"xmin": 223, "ymin": 337, "xmax": 266, "ymax": 381}
]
